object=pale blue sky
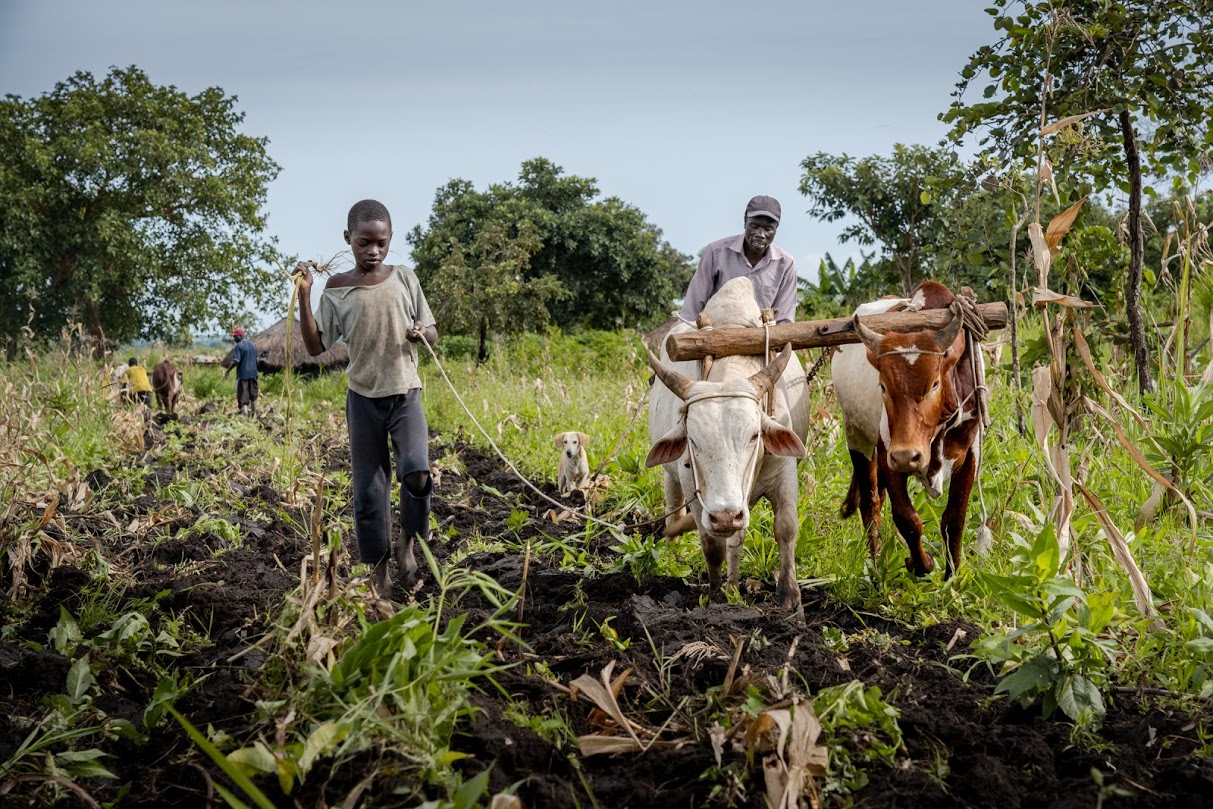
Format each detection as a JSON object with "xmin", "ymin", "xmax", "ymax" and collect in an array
[{"xmin": 0, "ymin": 0, "xmax": 996, "ymax": 325}]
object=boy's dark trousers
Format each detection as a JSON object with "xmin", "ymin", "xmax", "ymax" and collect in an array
[
  {"xmin": 236, "ymin": 378, "xmax": 259, "ymax": 414},
  {"xmin": 346, "ymin": 388, "xmax": 431, "ymax": 574}
]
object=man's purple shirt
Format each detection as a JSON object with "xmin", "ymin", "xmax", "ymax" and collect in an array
[{"xmin": 678, "ymin": 235, "xmax": 798, "ymax": 324}]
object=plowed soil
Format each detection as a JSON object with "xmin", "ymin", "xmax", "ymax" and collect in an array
[{"xmin": 2, "ymin": 425, "xmax": 1211, "ymax": 808}]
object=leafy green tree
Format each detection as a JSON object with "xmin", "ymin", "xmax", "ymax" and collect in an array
[
  {"xmin": 799, "ymin": 144, "xmax": 975, "ymax": 295},
  {"xmin": 414, "ymin": 186, "xmax": 567, "ymax": 362},
  {"xmin": 0, "ymin": 67, "xmax": 283, "ymax": 347},
  {"xmin": 408, "ymin": 158, "xmax": 693, "ymax": 334},
  {"xmin": 942, "ymin": 0, "xmax": 1213, "ymax": 394}
]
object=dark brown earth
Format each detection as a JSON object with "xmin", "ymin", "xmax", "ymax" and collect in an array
[{"xmin": 2, "ymin": 429, "xmax": 1211, "ymax": 808}]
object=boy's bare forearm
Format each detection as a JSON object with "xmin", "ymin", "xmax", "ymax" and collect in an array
[{"xmin": 297, "ymin": 297, "xmax": 325, "ymax": 356}]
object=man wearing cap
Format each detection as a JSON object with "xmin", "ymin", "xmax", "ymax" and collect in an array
[
  {"xmin": 678, "ymin": 195, "xmax": 798, "ymax": 325},
  {"xmin": 222, "ymin": 327, "xmax": 260, "ymax": 416}
]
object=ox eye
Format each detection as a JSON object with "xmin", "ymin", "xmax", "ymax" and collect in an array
[
  {"xmin": 751, "ymin": 431, "xmax": 760, "ymax": 443},
  {"xmin": 931, "ymin": 380, "xmax": 940, "ymax": 391},
  {"xmin": 878, "ymin": 383, "xmax": 886, "ymax": 393}
]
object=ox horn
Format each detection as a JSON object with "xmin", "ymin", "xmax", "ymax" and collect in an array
[
  {"xmin": 853, "ymin": 315, "xmax": 883, "ymax": 352},
  {"xmin": 647, "ymin": 350, "xmax": 695, "ymax": 401},
  {"xmin": 933, "ymin": 307, "xmax": 963, "ymax": 352},
  {"xmin": 747, "ymin": 343, "xmax": 795, "ymax": 398}
]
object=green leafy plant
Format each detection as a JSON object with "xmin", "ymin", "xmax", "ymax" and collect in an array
[
  {"xmin": 972, "ymin": 527, "xmax": 1119, "ymax": 728},
  {"xmin": 1141, "ymin": 379, "xmax": 1213, "ymax": 505},
  {"xmin": 610, "ymin": 532, "xmax": 691, "ymax": 581},
  {"xmin": 813, "ymin": 680, "xmax": 904, "ymax": 795}
]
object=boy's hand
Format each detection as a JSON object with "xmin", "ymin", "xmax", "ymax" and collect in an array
[
  {"xmin": 406, "ymin": 322, "xmax": 424, "ymax": 343},
  {"xmin": 292, "ymin": 261, "xmax": 314, "ymax": 293}
]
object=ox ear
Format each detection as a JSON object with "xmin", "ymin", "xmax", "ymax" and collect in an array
[
  {"xmin": 647, "ymin": 350, "xmax": 695, "ymax": 401},
  {"xmin": 760, "ymin": 414, "xmax": 806, "ymax": 458},
  {"xmin": 645, "ymin": 423, "xmax": 687, "ymax": 468},
  {"xmin": 747, "ymin": 343, "xmax": 795, "ymax": 397},
  {"xmin": 933, "ymin": 310, "xmax": 963, "ymax": 355}
]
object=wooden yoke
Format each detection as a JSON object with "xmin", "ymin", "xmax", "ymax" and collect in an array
[
  {"xmin": 696, "ymin": 312, "xmax": 715, "ymax": 380},
  {"xmin": 666, "ymin": 302, "xmax": 1008, "ymax": 361},
  {"xmin": 760, "ymin": 308, "xmax": 776, "ymax": 416}
]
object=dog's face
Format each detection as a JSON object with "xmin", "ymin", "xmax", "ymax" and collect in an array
[{"xmin": 554, "ymin": 432, "xmax": 589, "ymax": 459}]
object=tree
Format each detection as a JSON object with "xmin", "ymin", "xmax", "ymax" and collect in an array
[
  {"xmin": 942, "ymin": 0, "xmax": 1213, "ymax": 394},
  {"xmin": 408, "ymin": 158, "xmax": 693, "ymax": 334},
  {"xmin": 0, "ymin": 66, "xmax": 282, "ymax": 348},
  {"xmin": 412, "ymin": 183, "xmax": 567, "ymax": 362},
  {"xmin": 799, "ymin": 144, "xmax": 975, "ymax": 295}
]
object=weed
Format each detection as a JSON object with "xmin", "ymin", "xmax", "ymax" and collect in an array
[
  {"xmin": 970, "ymin": 526, "xmax": 1118, "ymax": 728},
  {"xmin": 813, "ymin": 680, "xmax": 904, "ymax": 795}
]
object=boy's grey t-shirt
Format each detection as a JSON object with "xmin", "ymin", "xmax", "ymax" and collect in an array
[{"xmin": 316, "ymin": 265, "xmax": 436, "ymax": 398}]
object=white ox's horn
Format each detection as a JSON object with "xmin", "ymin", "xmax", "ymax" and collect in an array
[
  {"xmin": 647, "ymin": 350, "xmax": 695, "ymax": 401},
  {"xmin": 853, "ymin": 315, "xmax": 884, "ymax": 352},
  {"xmin": 747, "ymin": 343, "xmax": 795, "ymax": 399}
]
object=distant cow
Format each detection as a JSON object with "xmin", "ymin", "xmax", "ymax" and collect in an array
[
  {"xmin": 832, "ymin": 281, "xmax": 985, "ymax": 578},
  {"xmin": 646, "ymin": 277, "xmax": 809, "ymax": 616},
  {"xmin": 152, "ymin": 359, "xmax": 183, "ymax": 416}
]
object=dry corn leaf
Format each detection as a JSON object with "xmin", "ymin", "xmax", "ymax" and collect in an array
[
  {"xmin": 1074, "ymin": 482, "xmax": 1164, "ymax": 631},
  {"xmin": 1040, "ymin": 109, "xmax": 1106, "ymax": 136},
  {"xmin": 306, "ymin": 635, "xmax": 340, "ymax": 666},
  {"xmin": 544, "ymin": 508, "xmax": 577, "ymax": 525},
  {"xmin": 571, "ymin": 662, "xmax": 643, "ymax": 753},
  {"xmin": 1028, "ymin": 222, "xmax": 1051, "ymax": 282},
  {"xmin": 1045, "ymin": 197, "xmax": 1087, "ymax": 255},
  {"xmin": 36, "ymin": 492, "xmax": 60, "ymax": 530},
  {"xmin": 1032, "ymin": 288, "xmax": 1094, "ymax": 309},
  {"xmin": 1038, "ymin": 159, "xmax": 1060, "ymax": 206}
]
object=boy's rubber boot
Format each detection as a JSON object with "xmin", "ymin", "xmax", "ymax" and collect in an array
[{"xmin": 395, "ymin": 476, "xmax": 433, "ymax": 588}]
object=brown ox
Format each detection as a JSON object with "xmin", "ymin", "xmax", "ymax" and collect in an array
[
  {"xmin": 832, "ymin": 281, "xmax": 984, "ymax": 577},
  {"xmin": 152, "ymin": 359, "xmax": 183, "ymax": 416}
]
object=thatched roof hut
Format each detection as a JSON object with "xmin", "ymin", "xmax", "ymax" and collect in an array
[{"xmin": 223, "ymin": 318, "xmax": 348, "ymax": 373}]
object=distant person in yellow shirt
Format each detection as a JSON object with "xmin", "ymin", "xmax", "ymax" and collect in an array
[{"xmin": 123, "ymin": 357, "xmax": 153, "ymax": 408}]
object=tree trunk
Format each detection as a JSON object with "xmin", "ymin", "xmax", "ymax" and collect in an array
[
  {"xmin": 1120, "ymin": 110, "xmax": 1154, "ymax": 394},
  {"xmin": 477, "ymin": 318, "xmax": 488, "ymax": 365},
  {"xmin": 894, "ymin": 256, "xmax": 913, "ymax": 296}
]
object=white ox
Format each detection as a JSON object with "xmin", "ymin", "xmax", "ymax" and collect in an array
[{"xmin": 646, "ymin": 277, "xmax": 810, "ymax": 616}]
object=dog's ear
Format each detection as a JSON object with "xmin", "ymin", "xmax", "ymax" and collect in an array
[
  {"xmin": 553, "ymin": 433, "xmax": 566, "ymax": 449},
  {"xmin": 578, "ymin": 432, "xmax": 589, "ymax": 448}
]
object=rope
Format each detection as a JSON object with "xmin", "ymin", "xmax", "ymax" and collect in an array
[
  {"xmin": 416, "ymin": 334, "xmax": 687, "ymax": 535},
  {"xmin": 953, "ymin": 286, "xmax": 992, "ymax": 538},
  {"xmin": 953, "ymin": 286, "xmax": 990, "ymax": 342}
]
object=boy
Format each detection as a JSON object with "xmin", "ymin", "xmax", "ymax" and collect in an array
[
  {"xmin": 294, "ymin": 199, "xmax": 438, "ymax": 596},
  {"xmin": 222, "ymin": 328, "xmax": 260, "ymax": 415},
  {"xmin": 123, "ymin": 357, "xmax": 154, "ymax": 408}
]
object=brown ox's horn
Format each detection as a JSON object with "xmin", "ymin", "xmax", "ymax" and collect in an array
[
  {"xmin": 747, "ymin": 343, "xmax": 795, "ymax": 397},
  {"xmin": 647, "ymin": 349, "xmax": 695, "ymax": 400},
  {"xmin": 933, "ymin": 307, "xmax": 963, "ymax": 351},
  {"xmin": 853, "ymin": 315, "xmax": 883, "ymax": 352}
]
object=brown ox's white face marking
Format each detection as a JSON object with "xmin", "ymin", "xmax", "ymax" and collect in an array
[{"xmin": 855, "ymin": 315, "xmax": 964, "ymax": 477}]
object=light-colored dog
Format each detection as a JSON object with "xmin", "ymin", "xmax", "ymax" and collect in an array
[{"xmin": 554, "ymin": 431, "xmax": 590, "ymax": 496}]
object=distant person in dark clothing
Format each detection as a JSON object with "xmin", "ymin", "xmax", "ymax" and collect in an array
[{"xmin": 222, "ymin": 328, "xmax": 260, "ymax": 415}]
